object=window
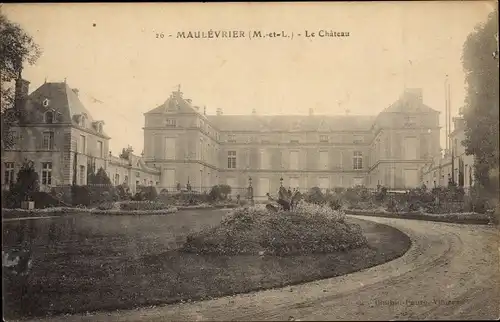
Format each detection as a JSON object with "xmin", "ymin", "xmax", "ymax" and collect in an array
[
  {"xmin": 135, "ymin": 180, "xmax": 139, "ymax": 187},
  {"xmin": 319, "ymin": 135, "xmax": 329, "ymax": 143},
  {"xmin": 42, "ymin": 131, "xmax": 54, "ymax": 150},
  {"xmin": 404, "ymin": 116, "xmax": 417, "ymax": 127},
  {"xmin": 42, "ymin": 98, "xmax": 50, "ymax": 107},
  {"xmin": 95, "ymin": 122, "xmax": 103, "ymax": 133},
  {"xmin": 353, "ymin": 151, "xmax": 363, "ymax": 170},
  {"xmin": 4, "ymin": 162, "xmax": 14, "ymax": 185},
  {"xmin": 227, "ymin": 134, "xmax": 236, "ymax": 143},
  {"xmin": 319, "ymin": 151, "xmax": 328, "ymax": 169},
  {"xmin": 290, "ymin": 136, "xmax": 300, "ymax": 144},
  {"xmin": 165, "ymin": 137, "xmax": 176, "ymax": 159},
  {"xmin": 143, "ymin": 178, "xmax": 147, "ymax": 185},
  {"xmin": 79, "ymin": 165, "xmax": 85, "ymax": 185},
  {"xmin": 136, "ymin": 172, "xmax": 140, "ymax": 178},
  {"xmin": 165, "ymin": 118, "xmax": 176, "ymax": 127},
  {"xmin": 97, "ymin": 141, "xmax": 103, "ymax": 158},
  {"xmin": 81, "ymin": 115, "xmax": 87, "ymax": 128},
  {"xmin": 260, "ymin": 150, "xmax": 269, "ymax": 169},
  {"xmin": 227, "ymin": 151, "xmax": 237, "ymax": 168},
  {"xmin": 114, "ymin": 173, "xmax": 120, "ymax": 186},
  {"xmin": 289, "ymin": 151, "xmax": 299, "ymax": 170},
  {"xmin": 41, "ymin": 162, "xmax": 52, "ymax": 185},
  {"xmin": 403, "ymin": 137, "xmax": 417, "ymax": 160},
  {"xmin": 79, "ymin": 135, "xmax": 86, "ymax": 154},
  {"xmin": 45, "ymin": 111, "xmax": 54, "ymax": 124},
  {"xmin": 261, "ymin": 137, "xmax": 270, "ymax": 144}
]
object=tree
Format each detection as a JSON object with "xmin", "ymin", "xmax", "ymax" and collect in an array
[
  {"xmin": 6, "ymin": 159, "xmax": 40, "ymax": 207},
  {"xmin": 461, "ymin": 9, "xmax": 499, "ymax": 190},
  {"xmin": 0, "ymin": 12, "xmax": 42, "ymax": 151},
  {"xmin": 88, "ymin": 167, "xmax": 112, "ymax": 185}
]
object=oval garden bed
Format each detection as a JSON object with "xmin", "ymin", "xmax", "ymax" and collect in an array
[{"xmin": 3, "ymin": 204, "xmax": 410, "ymax": 319}]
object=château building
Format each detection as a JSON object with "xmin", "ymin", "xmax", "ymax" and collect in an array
[
  {"xmin": 142, "ymin": 87, "xmax": 441, "ymax": 198},
  {"xmin": 1, "ymin": 79, "xmax": 160, "ymax": 193},
  {"xmin": 1, "ymin": 78, "xmax": 442, "ymax": 199}
]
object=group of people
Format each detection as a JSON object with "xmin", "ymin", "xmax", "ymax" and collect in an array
[{"xmin": 266, "ymin": 186, "xmax": 303, "ymax": 211}]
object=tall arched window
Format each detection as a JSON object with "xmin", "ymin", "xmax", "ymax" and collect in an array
[{"xmin": 45, "ymin": 111, "xmax": 54, "ymax": 124}]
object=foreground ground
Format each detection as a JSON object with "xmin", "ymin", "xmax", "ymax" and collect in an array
[
  {"xmin": 19, "ymin": 215, "xmax": 500, "ymax": 321},
  {"xmin": 3, "ymin": 209, "xmax": 409, "ymax": 320}
]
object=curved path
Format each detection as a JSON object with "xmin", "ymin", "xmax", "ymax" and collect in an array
[{"xmin": 24, "ymin": 215, "xmax": 499, "ymax": 321}]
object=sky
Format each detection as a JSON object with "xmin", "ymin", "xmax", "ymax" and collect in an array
[{"xmin": 2, "ymin": 2, "xmax": 496, "ymax": 154}]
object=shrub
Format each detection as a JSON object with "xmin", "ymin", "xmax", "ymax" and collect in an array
[
  {"xmin": 182, "ymin": 202, "xmax": 367, "ymax": 256},
  {"xmin": 5, "ymin": 160, "xmax": 40, "ymax": 208},
  {"xmin": 133, "ymin": 186, "xmax": 158, "ymax": 201},
  {"xmin": 116, "ymin": 184, "xmax": 132, "ymax": 200},
  {"xmin": 208, "ymin": 184, "xmax": 232, "ymax": 202},
  {"xmin": 97, "ymin": 202, "xmax": 116, "ymax": 210},
  {"xmin": 304, "ymin": 187, "xmax": 326, "ymax": 205}
]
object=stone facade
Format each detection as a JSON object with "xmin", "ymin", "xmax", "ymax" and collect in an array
[
  {"xmin": 1, "ymin": 80, "xmax": 159, "ymax": 194},
  {"xmin": 421, "ymin": 117, "xmax": 475, "ymax": 189},
  {"xmin": 143, "ymin": 88, "xmax": 440, "ymax": 197},
  {"xmin": 1, "ymin": 80, "xmax": 442, "ymax": 198}
]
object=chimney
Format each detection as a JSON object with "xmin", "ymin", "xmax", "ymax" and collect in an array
[
  {"xmin": 252, "ymin": 108, "xmax": 257, "ymax": 115},
  {"xmin": 309, "ymin": 108, "xmax": 314, "ymax": 116},
  {"xmin": 216, "ymin": 108, "xmax": 223, "ymax": 116},
  {"xmin": 72, "ymin": 88, "xmax": 79, "ymax": 97},
  {"xmin": 14, "ymin": 78, "xmax": 30, "ymax": 109},
  {"xmin": 204, "ymin": 106, "xmax": 206, "ymax": 115}
]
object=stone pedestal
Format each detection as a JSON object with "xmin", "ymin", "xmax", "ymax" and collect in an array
[{"xmin": 21, "ymin": 201, "xmax": 35, "ymax": 210}]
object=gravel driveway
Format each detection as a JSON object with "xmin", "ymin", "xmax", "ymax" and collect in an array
[{"xmin": 20, "ymin": 215, "xmax": 500, "ymax": 321}]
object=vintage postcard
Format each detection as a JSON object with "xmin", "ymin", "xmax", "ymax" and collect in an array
[{"xmin": 1, "ymin": 1, "xmax": 499, "ymax": 321}]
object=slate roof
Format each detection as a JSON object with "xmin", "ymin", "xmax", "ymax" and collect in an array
[
  {"xmin": 145, "ymin": 88, "xmax": 437, "ymax": 132},
  {"xmin": 206, "ymin": 114, "xmax": 377, "ymax": 132},
  {"xmin": 145, "ymin": 91, "xmax": 200, "ymax": 115},
  {"xmin": 25, "ymin": 82, "xmax": 109, "ymax": 137}
]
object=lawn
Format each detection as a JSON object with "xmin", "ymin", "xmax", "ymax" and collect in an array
[{"xmin": 2, "ymin": 209, "xmax": 410, "ymax": 320}]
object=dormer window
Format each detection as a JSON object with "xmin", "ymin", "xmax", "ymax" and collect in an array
[
  {"xmin": 42, "ymin": 99, "xmax": 50, "ymax": 108},
  {"xmin": 45, "ymin": 110, "xmax": 54, "ymax": 124},
  {"xmin": 94, "ymin": 122, "xmax": 103, "ymax": 133},
  {"xmin": 80, "ymin": 115, "xmax": 87, "ymax": 128}
]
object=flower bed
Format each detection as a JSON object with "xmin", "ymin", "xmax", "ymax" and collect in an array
[
  {"xmin": 345, "ymin": 209, "xmax": 492, "ymax": 225},
  {"xmin": 2, "ymin": 204, "xmax": 178, "ymax": 218},
  {"xmin": 182, "ymin": 202, "xmax": 368, "ymax": 256},
  {"xmin": 90, "ymin": 207, "xmax": 178, "ymax": 215}
]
